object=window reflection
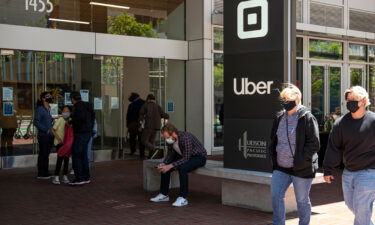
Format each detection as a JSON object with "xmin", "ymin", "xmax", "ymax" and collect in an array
[
  {"xmin": 213, "ymin": 53, "xmax": 223, "ymax": 147},
  {"xmin": 349, "ymin": 44, "xmax": 367, "ymax": 62},
  {"xmin": 309, "ymin": 39, "xmax": 343, "ymax": 60}
]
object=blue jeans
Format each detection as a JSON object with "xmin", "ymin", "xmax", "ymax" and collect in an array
[
  {"xmin": 160, "ymin": 156, "xmax": 206, "ymax": 198},
  {"xmin": 87, "ymin": 137, "xmax": 93, "ymax": 169},
  {"xmin": 342, "ymin": 169, "xmax": 375, "ymax": 225},
  {"xmin": 72, "ymin": 133, "xmax": 91, "ymax": 181},
  {"xmin": 271, "ymin": 170, "xmax": 313, "ymax": 225}
]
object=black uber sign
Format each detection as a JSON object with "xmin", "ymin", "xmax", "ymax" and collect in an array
[{"xmin": 224, "ymin": 0, "xmax": 295, "ymax": 172}]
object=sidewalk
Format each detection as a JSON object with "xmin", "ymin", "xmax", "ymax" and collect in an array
[{"xmin": 0, "ymin": 159, "xmax": 373, "ymax": 225}]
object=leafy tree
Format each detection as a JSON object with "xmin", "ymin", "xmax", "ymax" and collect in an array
[{"xmin": 108, "ymin": 14, "xmax": 158, "ymax": 38}]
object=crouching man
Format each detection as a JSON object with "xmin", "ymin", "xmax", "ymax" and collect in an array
[{"xmin": 150, "ymin": 123, "xmax": 207, "ymax": 207}]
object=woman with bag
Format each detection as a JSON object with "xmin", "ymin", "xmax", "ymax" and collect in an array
[
  {"xmin": 269, "ymin": 84, "xmax": 320, "ymax": 225},
  {"xmin": 52, "ymin": 106, "xmax": 74, "ymax": 184}
]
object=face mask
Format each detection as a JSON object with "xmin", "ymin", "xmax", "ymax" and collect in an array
[
  {"xmin": 166, "ymin": 138, "xmax": 175, "ymax": 144},
  {"xmin": 45, "ymin": 97, "xmax": 53, "ymax": 103},
  {"xmin": 347, "ymin": 101, "xmax": 359, "ymax": 113},
  {"xmin": 281, "ymin": 101, "xmax": 296, "ymax": 111},
  {"xmin": 62, "ymin": 112, "xmax": 71, "ymax": 119}
]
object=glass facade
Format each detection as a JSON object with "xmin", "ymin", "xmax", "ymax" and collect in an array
[
  {"xmin": 349, "ymin": 44, "xmax": 367, "ymax": 62},
  {"xmin": 309, "ymin": 39, "xmax": 343, "ymax": 60},
  {"xmin": 0, "ymin": 0, "xmax": 185, "ymax": 40},
  {"xmin": 0, "ymin": 49, "xmax": 185, "ymax": 161},
  {"xmin": 213, "ymin": 27, "xmax": 223, "ymax": 148}
]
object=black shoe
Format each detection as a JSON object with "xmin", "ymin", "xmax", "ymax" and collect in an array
[
  {"xmin": 37, "ymin": 175, "xmax": 52, "ymax": 180},
  {"xmin": 69, "ymin": 179, "xmax": 85, "ymax": 186}
]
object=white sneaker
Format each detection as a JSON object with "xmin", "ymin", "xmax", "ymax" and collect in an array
[
  {"xmin": 62, "ymin": 175, "xmax": 70, "ymax": 184},
  {"xmin": 70, "ymin": 169, "xmax": 74, "ymax": 175},
  {"xmin": 150, "ymin": 193, "xmax": 169, "ymax": 202},
  {"xmin": 52, "ymin": 176, "xmax": 60, "ymax": 185},
  {"xmin": 172, "ymin": 197, "xmax": 188, "ymax": 207}
]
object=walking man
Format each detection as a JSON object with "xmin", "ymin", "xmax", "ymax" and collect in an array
[
  {"xmin": 324, "ymin": 86, "xmax": 375, "ymax": 225},
  {"xmin": 126, "ymin": 92, "xmax": 145, "ymax": 158},
  {"xmin": 139, "ymin": 94, "xmax": 169, "ymax": 158}
]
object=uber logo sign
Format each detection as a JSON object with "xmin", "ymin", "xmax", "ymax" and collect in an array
[{"xmin": 237, "ymin": 0, "xmax": 268, "ymax": 39}]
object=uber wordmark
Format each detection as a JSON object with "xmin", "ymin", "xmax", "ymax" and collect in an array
[{"xmin": 233, "ymin": 78, "xmax": 274, "ymax": 95}]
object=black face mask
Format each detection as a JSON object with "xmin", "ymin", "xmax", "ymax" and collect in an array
[
  {"xmin": 281, "ymin": 101, "xmax": 296, "ymax": 111},
  {"xmin": 45, "ymin": 97, "xmax": 53, "ymax": 103},
  {"xmin": 346, "ymin": 101, "xmax": 359, "ymax": 113}
]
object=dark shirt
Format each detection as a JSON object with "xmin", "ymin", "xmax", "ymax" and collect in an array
[
  {"xmin": 71, "ymin": 101, "xmax": 95, "ymax": 134},
  {"xmin": 126, "ymin": 98, "xmax": 145, "ymax": 127},
  {"xmin": 139, "ymin": 100, "xmax": 169, "ymax": 130},
  {"xmin": 323, "ymin": 111, "xmax": 375, "ymax": 175},
  {"xmin": 34, "ymin": 105, "xmax": 53, "ymax": 137},
  {"xmin": 163, "ymin": 131, "xmax": 207, "ymax": 167}
]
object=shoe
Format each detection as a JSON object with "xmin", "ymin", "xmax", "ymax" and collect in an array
[
  {"xmin": 150, "ymin": 193, "xmax": 169, "ymax": 202},
  {"xmin": 69, "ymin": 180, "xmax": 85, "ymax": 186},
  {"xmin": 62, "ymin": 175, "xmax": 70, "ymax": 184},
  {"xmin": 83, "ymin": 180, "xmax": 91, "ymax": 184},
  {"xmin": 70, "ymin": 170, "xmax": 74, "ymax": 175},
  {"xmin": 52, "ymin": 176, "xmax": 60, "ymax": 184},
  {"xmin": 37, "ymin": 175, "xmax": 52, "ymax": 180},
  {"xmin": 172, "ymin": 197, "xmax": 188, "ymax": 207}
]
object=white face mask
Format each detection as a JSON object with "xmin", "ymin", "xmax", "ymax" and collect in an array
[
  {"xmin": 62, "ymin": 112, "xmax": 71, "ymax": 119},
  {"xmin": 165, "ymin": 138, "xmax": 175, "ymax": 144}
]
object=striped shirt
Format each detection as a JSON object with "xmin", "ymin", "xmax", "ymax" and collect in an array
[{"xmin": 276, "ymin": 107, "xmax": 304, "ymax": 168}]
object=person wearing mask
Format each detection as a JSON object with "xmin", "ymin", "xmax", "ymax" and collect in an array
[
  {"xmin": 69, "ymin": 91, "xmax": 95, "ymax": 186},
  {"xmin": 269, "ymin": 84, "xmax": 320, "ymax": 225},
  {"xmin": 52, "ymin": 106, "xmax": 73, "ymax": 184},
  {"xmin": 34, "ymin": 91, "xmax": 54, "ymax": 179},
  {"xmin": 139, "ymin": 94, "xmax": 169, "ymax": 158},
  {"xmin": 323, "ymin": 86, "xmax": 375, "ymax": 225},
  {"xmin": 126, "ymin": 92, "xmax": 145, "ymax": 158},
  {"xmin": 150, "ymin": 123, "xmax": 207, "ymax": 207}
]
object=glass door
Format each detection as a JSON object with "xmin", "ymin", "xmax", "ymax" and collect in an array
[
  {"xmin": 309, "ymin": 62, "xmax": 342, "ymax": 131},
  {"xmin": 349, "ymin": 65, "xmax": 366, "ymax": 87}
]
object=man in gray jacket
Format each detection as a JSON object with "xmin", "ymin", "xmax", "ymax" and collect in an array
[{"xmin": 139, "ymin": 94, "xmax": 169, "ymax": 158}]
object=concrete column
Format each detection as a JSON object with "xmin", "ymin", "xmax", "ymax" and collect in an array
[{"xmin": 186, "ymin": 0, "xmax": 213, "ymax": 154}]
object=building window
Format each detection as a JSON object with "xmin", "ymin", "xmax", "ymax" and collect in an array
[
  {"xmin": 297, "ymin": 37, "xmax": 303, "ymax": 58},
  {"xmin": 213, "ymin": 53, "xmax": 224, "ymax": 147},
  {"xmin": 214, "ymin": 27, "xmax": 224, "ymax": 51},
  {"xmin": 349, "ymin": 44, "xmax": 367, "ymax": 62},
  {"xmin": 369, "ymin": 65, "xmax": 375, "ymax": 112},
  {"xmin": 369, "ymin": 46, "xmax": 375, "ymax": 63},
  {"xmin": 309, "ymin": 39, "xmax": 343, "ymax": 60},
  {"xmin": 0, "ymin": 0, "xmax": 185, "ymax": 40}
]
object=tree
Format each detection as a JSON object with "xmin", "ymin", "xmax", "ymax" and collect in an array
[{"xmin": 108, "ymin": 14, "xmax": 158, "ymax": 38}]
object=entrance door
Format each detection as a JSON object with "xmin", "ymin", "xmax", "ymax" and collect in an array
[{"xmin": 309, "ymin": 62, "xmax": 343, "ymax": 131}]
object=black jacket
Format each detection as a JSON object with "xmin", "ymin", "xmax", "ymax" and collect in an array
[
  {"xmin": 126, "ymin": 98, "xmax": 145, "ymax": 128},
  {"xmin": 269, "ymin": 108, "xmax": 320, "ymax": 178},
  {"xmin": 71, "ymin": 101, "xmax": 95, "ymax": 134}
]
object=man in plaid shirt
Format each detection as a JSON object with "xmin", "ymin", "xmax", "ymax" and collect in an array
[{"xmin": 150, "ymin": 123, "xmax": 207, "ymax": 207}]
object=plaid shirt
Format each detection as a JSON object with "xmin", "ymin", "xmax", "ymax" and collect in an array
[{"xmin": 163, "ymin": 131, "xmax": 207, "ymax": 167}]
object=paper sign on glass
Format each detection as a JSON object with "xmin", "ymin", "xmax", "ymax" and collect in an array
[
  {"xmin": 80, "ymin": 90, "xmax": 89, "ymax": 102},
  {"xmin": 2, "ymin": 87, "xmax": 13, "ymax": 101}
]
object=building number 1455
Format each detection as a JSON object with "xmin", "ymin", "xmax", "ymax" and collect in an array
[{"xmin": 25, "ymin": 0, "xmax": 54, "ymax": 13}]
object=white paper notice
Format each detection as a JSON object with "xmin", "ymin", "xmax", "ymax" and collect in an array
[
  {"xmin": 94, "ymin": 97, "xmax": 103, "ymax": 110},
  {"xmin": 64, "ymin": 92, "xmax": 72, "ymax": 105},
  {"xmin": 80, "ymin": 90, "xmax": 89, "ymax": 102},
  {"xmin": 111, "ymin": 97, "xmax": 119, "ymax": 109},
  {"xmin": 50, "ymin": 104, "xmax": 58, "ymax": 116},
  {"xmin": 2, "ymin": 87, "xmax": 13, "ymax": 101}
]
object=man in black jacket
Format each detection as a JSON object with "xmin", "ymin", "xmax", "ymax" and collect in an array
[
  {"xmin": 69, "ymin": 91, "xmax": 95, "ymax": 185},
  {"xmin": 324, "ymin": 86, "xmax": 375, "ymax": 225},
  {"xmin": 126, "ymin": 92, "xmax": 145, "ymax": 157}
]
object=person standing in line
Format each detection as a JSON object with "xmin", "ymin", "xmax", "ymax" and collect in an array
[
  {"xmin": 269, "ymin": 84, "xmax": 320, "ymax": 225},
  {"xmin": 69, "ymin": 91, "xmax": 95, "ymax": 186},
  {"xmin": 87, "ymin": 119, "xmax": 98, "ymax": 169},
  {"xmin": 324, "ymin": 86, "xmax": 375, "ymax": 225},
  {"xmin": 139, "ymin": 94, "xmax": 169, "ymax": 158},
  {"xmin": 52, "ymin": 106, "xmax": 73, "ymax": 184},
  {"xmin": 34, "ymin": 91, "xmax": 55, "ymax": 179},
  {"xmin": 126, "ymin": 92, "xmax": 145, "ymax": 158}
]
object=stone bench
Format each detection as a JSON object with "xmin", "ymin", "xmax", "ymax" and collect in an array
[{"xmin": 143, "ymin": 159, "xmax": 325, "ymax": 212}]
